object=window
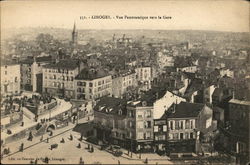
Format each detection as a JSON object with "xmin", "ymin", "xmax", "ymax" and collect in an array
[
  {"xmin": 179, "ymin": 121, "xmax": 184, "ymax": 129},
  {"xmin": 129, "ymin": 121, "xmax": 133, "ymax": 128},
  {"xmin": 137, "ymin": 111, "xmax": 143, "ymax": 118},
  {"xmin": 146, "ymin": 132, "xmax": 151, "ymax": 139},
  {"xmin": 169, "ymin": 134, "xmax": 173, "ymax": 140},
  {"xmin": 190, "ymin": 133, "xmax": 194, "ymax": 139},
  {"xmin": 170, "ymin": 121, "xmax": 174, "ymax": 130},
  {"xmin": 173, "ymin": 133, "xmax": 178, "ymax": 140},
  {"xmin": 155, "ymin": 136, "xmax": 159, "ymax": 141},
  {"xmin": 206, "ymin": 117, "xmax": 212, "ymax": 128},
  {"xmin": 163, "ymin": 125, "xmax": 167, "ymax": 132},
  {"xmin": 190, "ymin": 120, "xmax": 194, "ymax": 129},
  {"xmin": 175, "ymin": 121, "xmax": 179, "ymax": 130},
  {"xmin": 138, "ymin": 132, "xmax": 143, "ymax": 139},
  {"xmin": 154, "ymin": 126, "xmax": 159, "ymax": 132},
  {"xmin": 146, "ymin": 111, "xmax": 151, "ymax": 118},
  {"xmin": 185, "ymin": 120, "xmax": 190, "ymax": 129},
  {"xmin": 89, "ymin": 82, "xmax": 93, "ymax": 87},
  {"xmin": 146, "ymin": 121, "xmax": 151, "ymax": 128},
  {"xmin": 180, "ymin": 133, "xmax": 183, "ymax": 139},
  {"xmin": 138, "ymin": 121, "xmax": 143, "ymax": 129}
]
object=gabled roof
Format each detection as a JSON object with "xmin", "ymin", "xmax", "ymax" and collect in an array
[{"xmin": 161, "ymin": 101, "xmax": 205, "ymax": 119}]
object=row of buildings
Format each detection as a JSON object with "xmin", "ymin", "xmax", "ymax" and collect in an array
[
  {"xmin": 92, "ymin": 91, "xmax": 216, "ymax": 155},
  {"xmin": 1, "ymin": 56, "xmax": 152, "ymax": 101}
]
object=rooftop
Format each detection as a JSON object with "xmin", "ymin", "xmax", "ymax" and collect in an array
[
  {"xmin": 94, "ymin": 97, "xmax": 127, "ymax": 116},
  {"xmin": 75, "ymin": 68, "xmax": 110, "ymax": 80},
  {"xmin": 161, "ymin": 101, "xmax": 205, "ymax": 119},
  {"xmin": 43, "ymin": 59, "xmax": 80, "ymax": 70},
  {"xmin": 229, "ymin": 99, "xmax": 250, "ymax": 106},
  {"xmin": 20, "ymin": 56, "xmax": 52, "ymax": 64}
]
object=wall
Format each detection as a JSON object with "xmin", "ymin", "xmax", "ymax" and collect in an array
[{"xmin": 153, "ymin": 91, "xmax": 186, "ymax": 119}]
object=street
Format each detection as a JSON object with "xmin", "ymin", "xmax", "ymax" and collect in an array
[{"xmin": 2, "ymin": 116, "xmax": 173, "ymax": 164}]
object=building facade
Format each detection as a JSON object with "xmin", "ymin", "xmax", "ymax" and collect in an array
[
  {"xmin": 1, "ymin": 64, "xmax": 21, "ymax": 96},
  {"xmin": 112, "ymin": 69, "xmax": 137, "ymax": 98},
  {"xmin": 42, "ymin": 59, "xmax": 84, "ymax": 99},
  {"xmin": 136, "ymin": 66, "xmax": 152, "ymax": 92},
  {"xmin": 75, "ymin": 68, "xmax": 112, "ymax": 100},
  {"xmin": 157, "ymin": 102, "xmax": 214, "ymax": 155},
  {"xmin": 20, "ymin": 56, "xmax": 52, "ymax": 92},
  {"xmin": 227, "ymin": 99, "xmax": 250, "ymax": 164},
  {"xmin": 126, "ymin": 101, "xmax": 154, "ymax": 152}
]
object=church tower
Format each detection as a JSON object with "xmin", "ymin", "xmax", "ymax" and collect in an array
[{"xmin": 72, "ymin": 22, "xmax": 78, "ymax": 47}]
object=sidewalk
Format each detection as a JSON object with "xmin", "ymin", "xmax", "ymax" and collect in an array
[
  {"xmin": 71, "ymin": 131, "xmax": 171, "ymax": 162},
  {"xmin": 2, "ymin": 122, "xmax": 76, "ymax": 158}
]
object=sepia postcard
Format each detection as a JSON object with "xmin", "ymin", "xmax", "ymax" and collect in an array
[{"xmin": 1, "ymin": 0, "xmax": 249, "ymax": 164}]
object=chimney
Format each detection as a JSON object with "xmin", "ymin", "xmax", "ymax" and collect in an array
[
  {"xmin": 172, "ymin": 103, "xmax": 176, "ymax": 113},
  {"xmin": 232, "ymin": 90, "xmax": 235, "ymax": 99}
]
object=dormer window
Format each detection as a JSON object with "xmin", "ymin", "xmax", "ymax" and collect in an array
[{"xmin": 118, "ymin": 109, "xmax": 122, "ymax": 115}]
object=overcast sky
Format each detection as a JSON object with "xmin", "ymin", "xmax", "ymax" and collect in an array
[{"xmin": 1, "ymin": 0, "xmax": 249, "ymax": 32}]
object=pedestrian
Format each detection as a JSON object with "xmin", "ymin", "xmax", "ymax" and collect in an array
[
  {"xmin": 28, "ymin": 131, "xmax": 33, "ymax": 141},
  {"xmin": 139, "ymin": 153, "xmax": 141, "ymax": 159},
  {"xmin": 19, "ymin": 143, "xmax": 24, "ymax": 152},
  {"xmin": 79, "ymin": 134, "xmax": 83, "ymax": 141},
  {"xmin": 145, "ymin": 158, "xmax": 148, "ymax": 164},
  {"xmin": 46, "ymin": 137, "xmax": 49, "ymax": 143},
  {"xmin": 44, "ymin": 157, "xmax": 49, "ymax": 164},
  {"xmin": 69, "ymin": 134, "xmax": 73, "ymax": 140},
  {"xmin": 40, "ymin": 135, "xmax": 43, "ymax": 142},
  {"xmin": 60, "ymin": 138, "xmax": 65, "ymax": 143},
  {"xmin": 87, "ymin": 144, "xmax": 90, "ymax": 149},
  {"xmin": 77, "ymin": 143, "xmax": 81, "ymax": 148},
  {"xmin": 34, "ymin": 159, "xmax": 38, "ymax": 164},
  {"xmin": 79, "ymin": 157, "xmax": 83, "ymax": 164},
  {"xmin": 118, "ymin": 160, "xmax": 120, "ymax": 165}
]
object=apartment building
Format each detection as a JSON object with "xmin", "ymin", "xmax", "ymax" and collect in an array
[
  {"xmin": 112, "ymin": 69, "xmax": 137, "ymax": 98},
  {"xmin": 1, "ymin": 64, "xmax": 21, "ymax": 96},
  {"xmin": 75, "ymin": 68, "xmax": 112, "ymax": 100},
  {"xmin": 42, "ymin": 59, "xmax": 84, "ymax": 99}
]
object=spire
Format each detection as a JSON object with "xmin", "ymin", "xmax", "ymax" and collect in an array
[
  {"xmin": 73, "ymin": 21, "xmax": 76, "ymax": 33},
  {"xmin": 72, "ymin": 21, "xmax": 78, "ymax": 47}
]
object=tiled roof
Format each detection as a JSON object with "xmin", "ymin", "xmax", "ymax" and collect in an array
[
  {"xmin": 43, "ymin": 59, "xmax": 79, "ymax": 70},
  {"xmin": 161, "ymin": 101, "xmax": 205, "ymax": 119},
  {"xmin": 75, "ymin": 68, "xmax": 110, "ymax": 80}
]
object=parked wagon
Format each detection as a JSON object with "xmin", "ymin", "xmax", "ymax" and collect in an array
[{"xmin": 50, "ymin": 143, "xmax": 58, "ymax": 150}]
